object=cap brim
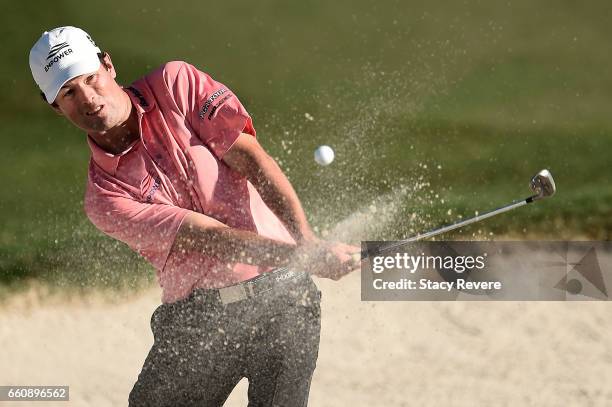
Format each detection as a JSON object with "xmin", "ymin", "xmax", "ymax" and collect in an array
[{"xmin": 44, "ymin": 57, "xmax": 101, "ymax": 103}]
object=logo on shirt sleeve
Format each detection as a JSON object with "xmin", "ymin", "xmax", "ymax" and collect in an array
[
  {"xmin": 207, "ymin": 94, "xmax": 233, "ymax": 120},
  {"xmin": 198, "ymin": 88, "xmax": 227, "ymax": 119}
]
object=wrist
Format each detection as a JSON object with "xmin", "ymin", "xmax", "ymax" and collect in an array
[{"xmin": 294, "ymin": 228, "xmax": 318, "ymax": 245}]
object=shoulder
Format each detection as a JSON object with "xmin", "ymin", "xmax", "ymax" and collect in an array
[
  {"xmin": 136, "ymin": 61, "xmax": 228, "ymax": 117},
  {"xmin": 140, "ymin": 61, "xmax": 203, "ymax": 88}
]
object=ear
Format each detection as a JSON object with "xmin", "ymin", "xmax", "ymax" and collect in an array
[{"xmin": 100, "ymin": 53, "xmax": 117, "ymax": 79}]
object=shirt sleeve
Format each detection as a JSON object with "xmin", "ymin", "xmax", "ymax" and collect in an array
[
  {"xmin": 163, "ymin": 61, "xmax": 256, "ymax": 159},
  {"xmin": 84, "ymin": 173, "xmax": 189, "ymax": 271}
]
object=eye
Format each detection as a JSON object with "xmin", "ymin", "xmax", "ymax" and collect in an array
[
  {"xmin": 62, "ymin": 88, "xmax": 73, "ymax": 97},
  {"xmin": 87, "ymin": 74, "xmax": 97, "ymax": 83}
]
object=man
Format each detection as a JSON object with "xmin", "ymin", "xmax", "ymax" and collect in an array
[{"xmin": 29, "ymin": 26, "xmax": 359, "ymax": 406}]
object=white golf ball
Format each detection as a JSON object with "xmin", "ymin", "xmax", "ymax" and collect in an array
[{"xmin": 314, "ymin": 145, "xmax": 335, "ymax": 166}]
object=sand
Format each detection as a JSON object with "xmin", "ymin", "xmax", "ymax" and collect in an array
[{"xmin": 2, "ymin": 272, "xmax": 612, "ymax": 406}]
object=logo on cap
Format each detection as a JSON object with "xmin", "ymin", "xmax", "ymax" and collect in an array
[
  {"xmin": 44, "ymin": 42, "xmax": 74, "ymax": 72},
  {"xmin": 46, "ymin": 42, "xmax": 70, "ymax": 60}
]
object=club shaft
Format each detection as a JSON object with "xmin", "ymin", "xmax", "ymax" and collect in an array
[{"xmin": 363, "ymin": 197, "xmax": 532, "ymax": 258}]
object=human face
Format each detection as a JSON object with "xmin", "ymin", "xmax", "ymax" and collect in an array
[{"xmin": 52, "ymin": 56, "xmax": 131, "ymax": 134}]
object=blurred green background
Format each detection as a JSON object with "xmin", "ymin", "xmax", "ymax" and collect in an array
[{"xmin": 1, "ymin": 0, "xmax": 611, "ymax": 292}]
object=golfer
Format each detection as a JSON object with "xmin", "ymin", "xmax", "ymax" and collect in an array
[{"xmin": 30, "ymin": 26, "xmax": 359, "ymax": 406}]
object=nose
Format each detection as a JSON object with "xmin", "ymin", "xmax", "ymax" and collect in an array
[{"xmin": 75, "ymin": 85, "xmax": 99, "ymax": 109}]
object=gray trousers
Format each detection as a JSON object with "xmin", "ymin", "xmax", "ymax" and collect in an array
[{"xmin": 128, "ymin": 272, "xmax": 321, "ymax": 406}]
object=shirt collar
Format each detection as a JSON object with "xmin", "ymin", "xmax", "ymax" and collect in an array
[
  {"xmin": 87, "ymin": 84, "xmax": 153, "ymax": 175},
  {"xmin": 87, "ymin": 135, "xmax": 136, "ymax": 175}
]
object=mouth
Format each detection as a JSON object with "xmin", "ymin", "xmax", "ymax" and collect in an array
[{"xmin": 86, "ymin": 105, "xmax": 104, "ymax": 116}]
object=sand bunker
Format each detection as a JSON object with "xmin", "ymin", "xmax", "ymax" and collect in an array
[{"xmin": 2, "ymin": 271, "xmax": 612, "ymax": 406}]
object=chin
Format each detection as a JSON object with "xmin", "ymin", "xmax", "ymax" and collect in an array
[{"xmin": 86, "ymin": 118, "xmax": 114, "ymax": 133}]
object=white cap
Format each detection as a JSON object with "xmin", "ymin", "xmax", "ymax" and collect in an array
[{"xmin": 29, "ymin": 26, "xmax": 101, "ymax": 103}]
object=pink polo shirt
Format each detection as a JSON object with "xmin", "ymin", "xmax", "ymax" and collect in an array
[{"xmin": 84, "ymin": 61, "xmax": 296, "ymax": 303}]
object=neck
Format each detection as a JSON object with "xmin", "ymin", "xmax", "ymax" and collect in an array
[{"xmin": 89, "ymin": 92, "xmax": 139, "ymax": 155}]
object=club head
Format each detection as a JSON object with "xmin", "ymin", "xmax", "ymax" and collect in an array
[{"xmin": 529, "ymin": 169, "xmax": 556, "ymax": 201}]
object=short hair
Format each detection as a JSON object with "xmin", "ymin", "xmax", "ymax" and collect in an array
[{"xmin": 39, "ymin": 51, "xmax": 107, "ymax": 106}]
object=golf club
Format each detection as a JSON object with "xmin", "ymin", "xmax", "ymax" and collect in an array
[{"xmin": 361, "ymin": 169, "xmax": 556, "ymax": 259}]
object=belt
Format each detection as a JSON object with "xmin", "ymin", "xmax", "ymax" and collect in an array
[{"xmin": 216, "ymin": 267, "xmax": 305, "ymax": 305}]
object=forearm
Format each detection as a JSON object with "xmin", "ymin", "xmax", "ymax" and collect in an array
[
  {"xmin": 172, "ymin": 211, "xmax": 300, "ymax": 266},
  {"xmin": 223, "ymin": 133, "xmax": 316, "ymax": 242},
  {"xmin": 248, "ymin": 154, "xmax": 315, "ymax": 243}
]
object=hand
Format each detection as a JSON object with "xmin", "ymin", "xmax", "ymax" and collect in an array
[
  {"xmin": 318, "ymin": 241, "xmax": 361, "ymax": 280},
  {"xmin": 294, "ymin": 239, "xmax": 361, "ymax": 281}
]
